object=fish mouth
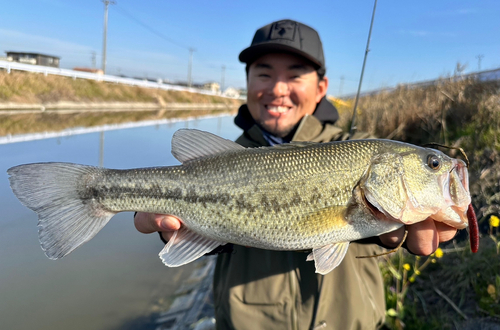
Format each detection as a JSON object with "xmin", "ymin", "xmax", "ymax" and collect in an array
[
  {"xmin": 361, "ymin": 157, "xmax": 470, "ymax": 229},
  {"xmin": 431, "ymin": 159, "xmax": 470, "ymax": 229}
]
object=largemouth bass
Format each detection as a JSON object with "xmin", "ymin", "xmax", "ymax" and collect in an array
[{"xmin": 8, "ymin": 129, "xmax": 476, "ymax": 274}]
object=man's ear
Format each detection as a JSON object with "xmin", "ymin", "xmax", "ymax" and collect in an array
[{"xmin": 316, "ymin": 76, "xmax": 329, "ymax": 103}]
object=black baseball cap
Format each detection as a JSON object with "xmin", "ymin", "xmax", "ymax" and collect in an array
[{"xmin": 239, "ymin": 19, "xmax": 325, "ymax": 71}]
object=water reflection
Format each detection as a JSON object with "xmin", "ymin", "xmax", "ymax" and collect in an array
[{"xmin": 0, "ymin": 115, "xmax": 241, "ymax": 330}]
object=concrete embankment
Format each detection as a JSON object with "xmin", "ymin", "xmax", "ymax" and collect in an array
[{"xmin": 0, "ymin": 101, "xmax": 234, "ymax": 114}]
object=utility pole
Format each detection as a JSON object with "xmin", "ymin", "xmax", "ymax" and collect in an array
[
  {"xmin": 188, "ymin": 48, "xmax": 195, "ymax": 87},
  {"xmin": 91, "ymin": 51, "xmax": 96, "ymax": 68},
  {"xmin": 101, "ymin": 0, "xmax": 115, "ymax": 75},
  {"xmin": 221, "ymin": 65, "xmax": 226, "ymax": 93},
  {"xmin": 476, "ymin": 54, "xmax": 484, "ymax": 71}
]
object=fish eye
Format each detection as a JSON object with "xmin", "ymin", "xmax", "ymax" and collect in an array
[{"xmin": 427, "ymin": 155, "xmax": 441, "ymax": 170}]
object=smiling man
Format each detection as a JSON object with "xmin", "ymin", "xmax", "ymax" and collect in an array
[
  {"xmin": 245, "ymin": 52, "xmax": 328, "ymax": 138},
  {"xmin": 135, "ymin": 19, "xmax": 457, "ymax": 329}
]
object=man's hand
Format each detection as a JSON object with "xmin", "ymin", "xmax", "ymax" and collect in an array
[
  {"xmin": 134, "ymin": 212, "xmax": 182, "ymax": 242},
  {"xmin": 379, "ymin": 218, "xmax": 457, "ymax": 255}
]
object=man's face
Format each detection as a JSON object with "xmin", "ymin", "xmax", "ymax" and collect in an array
[{"xmin": 246, "ymin": 53, "xmax": 328, "ymax": 137}]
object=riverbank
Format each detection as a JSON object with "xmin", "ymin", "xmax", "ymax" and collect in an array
[
  {"xmin": 0, "ymin": 71, "xmax": 241, "ymax": 105},
  {"xmin": 0, "ymin": 71, "xmax": 243, "ymax": 136}
]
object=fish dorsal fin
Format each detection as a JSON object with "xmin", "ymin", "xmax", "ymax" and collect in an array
[
  {"xmin": 171, "ymin": 129, "xmax": 244, "ymax": 163},
  {"xmin": 306, "ymin": 242, "xmax": 350, "ymax": 274},
  {"xmin": 159, "ymin": 226, "xmax": 225, "ymax": 267}
]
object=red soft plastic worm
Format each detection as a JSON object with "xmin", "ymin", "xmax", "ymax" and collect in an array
[{"xmin": 467, "ymin": 204, "xmax": 479, "ymax": 253}]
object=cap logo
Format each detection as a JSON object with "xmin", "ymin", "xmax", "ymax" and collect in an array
[{"xmin": 269, "ymin": 21, "xmax": 296, "ymax": 41}]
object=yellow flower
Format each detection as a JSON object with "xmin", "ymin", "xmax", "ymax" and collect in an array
[
  {"xmin": 409, "ymin": 277, "xmax": 415, "ymax": 283},
  {"xmin": 487, "ymin": 284, "xmax": 496, "ymax": 299},
  {"xmin": 403, "ymin": 264, "xmax": 411, "ymax": 271},
  {"xmin": 431, "ymin": 258, "xmax": 437, "ymax": 263},
  {"xmin": 490, "ymin": 215, "xmax": 500, "ymax": 227},
  {"xmin": 414, "ymin": 270, "xmax": 421, "ymax": 275},
  {"xmin": 435, "ymin": 248, "xmax": 444, "ymax": 258}
]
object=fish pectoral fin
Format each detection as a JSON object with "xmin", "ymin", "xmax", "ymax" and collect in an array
[
  {"xmin": 171, "ymin": 129, "xmax": 244, "ymax": 163},
  {"xmin": 306, "ymin": 242, "xmax": 350, "ymax": 275},
  {"xmin": 159, "ymin": 226, "xmax": 224, "ymax": 267}
]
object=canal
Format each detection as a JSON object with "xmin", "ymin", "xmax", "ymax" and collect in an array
[{"xmin": 0, "ymin": 115, "xmax": 241, "ymax": 330}]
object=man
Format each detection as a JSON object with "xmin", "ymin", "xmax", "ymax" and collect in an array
[{"xmin": 135, "ymin": 20, "xmax": 457, "ymax": 329}]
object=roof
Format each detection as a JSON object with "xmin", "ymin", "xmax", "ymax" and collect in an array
[{"xmin": 5, "ymin": 51, "xmax": 60, "ymax": 59}]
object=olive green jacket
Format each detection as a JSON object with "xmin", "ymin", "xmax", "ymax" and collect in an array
[{"xmin": 213, "ymin": 102, "xmax": 386, "ymax": 330}]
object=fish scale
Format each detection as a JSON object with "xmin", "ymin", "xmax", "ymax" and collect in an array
[{"xmin": 92, "ymin": 140, "xmax": 405, "ymax": 250}]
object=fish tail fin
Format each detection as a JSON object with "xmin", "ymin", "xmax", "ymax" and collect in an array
[{"xmin": 7, "ymin": 163, "xmax": 115, "ymax": 259}]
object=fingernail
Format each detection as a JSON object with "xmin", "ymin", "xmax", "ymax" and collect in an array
[{"xmin": 160, "ymin": 217, "xmax": 171, "ymax": 230}]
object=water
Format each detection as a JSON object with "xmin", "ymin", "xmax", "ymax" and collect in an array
[{"xmin": 0, "ymin": 115, "xmax": 242, "ymax": 330}]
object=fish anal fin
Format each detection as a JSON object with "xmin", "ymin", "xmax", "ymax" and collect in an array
[
  {"xmin": 306, "ymin": 242, "xmax": 350, "ymax": 275},
  {"xmin": 159, "ymin": 226, "xmax": 224, "ymax": 267}
]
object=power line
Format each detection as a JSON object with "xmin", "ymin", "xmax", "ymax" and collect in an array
[{"xmin": 113, "ymin": 5, "xmax": 190, "ymax": 50}]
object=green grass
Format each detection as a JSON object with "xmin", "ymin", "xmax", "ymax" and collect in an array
[{"xmin": 382, "ymin": 235, "xmax": 500, "ymax": 330}]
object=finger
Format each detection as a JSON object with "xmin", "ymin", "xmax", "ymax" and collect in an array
[
  {"xmin": 134, "ymin": 213, "xmax": 181, "ymax": 234},
  {"xmin": 435, "ymin": 222, "xmax": 457, "ymax": 242},
  {"xmin": 379, "ymin": 226, "xmax": 406, "ymax": 248},
  {"xmin": 159, "ymin": 216, "xmax": 182, "ymax": 231},
  {"xmin": 405, "ymin": 219, "xmax": 438, "ymax": 256},
  {"xmin": 159, "ymin": 217, "xmax": 183, "ymax": 242},
  {"xmin": 134, "ymin": 212, "xmax": 159, "ymax": 233}
]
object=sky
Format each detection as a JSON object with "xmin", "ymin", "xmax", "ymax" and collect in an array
[{"xmin": 0, "ymin": 0, "xmax": 499, "ymax": 96}]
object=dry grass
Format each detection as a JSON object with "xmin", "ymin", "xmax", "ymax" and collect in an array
[
  {"xmin": 0, "ymin": 71, "xmax": 241, "ymax": 105},
  {"xmin": 335, "ymin": 78, "xmax": 500, "ymax": 146}
]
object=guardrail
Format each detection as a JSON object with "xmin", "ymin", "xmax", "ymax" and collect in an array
[
  {"xmin": 341, "ymin": 67, "xmax": 500, "ymax": 99},
  {"xmin": 0, "ymin": 60, "xmax": 229, "ymax": 97}
]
